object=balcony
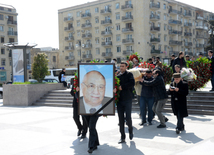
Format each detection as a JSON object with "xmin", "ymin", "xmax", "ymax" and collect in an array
[
  {"xmin": 121, "ymin": 4, "xmax": 133, "ymax": 11},
  {"xmin": 122, "ymin": 38, "xmax": 134, "ymax": 44},
  {"xmin": 122, "ymin": 15, "xmax": 133, "ymax": 22},
  {"xmin": 150, "ymin": 26, "xmax": 160, "ymax": 32},
  {"xmin": 64, "ymin": 27, "xmax": 74, "ymax": 32},
  {"xmin": 196, "ymin": 16, "xmax": 204, "ymax": 20},
  {"xmin": 184, "ymin": 22, "xmax": 192, "ymax": 27},
  {"xmin": 101, "ymin": 41, "xmax": 112, "ymax": 47},
  {"xmin": 82, "ymin": 33, "xmax": 92, "ymax": 38},
  {"xmin": 7, "ymin": 31, "xmax": 17, "ymax": 36},
  {"xmin": 100, "ymin": 9, "xmax": 111, "ymax": 15},
  {"xmin": 81, "ymin": 23, "xmax": 92, "ymax": 29},
  {"xmin": 151, "ymin": 49, "xmax": 161, "ymax": 54},
  {"xmin": 183, "ymin": 12, "xmax": 192, "ymax": 17},
  {"xmin": 65, "ymin": 36, "xmax": 74, "ymax": 41},
  {"xmin": 82, "ymin": 54, "xmax": 92, "ymax": 59},
  {"xmin": 184, "ymin": 42, "xmax": 193, "ymax": 47},
  {"xmin": 169, "ymin": 9, "xmax": 182, "ymax": 15},
  {"xmin": 168, "ymin": 19, "xmax": 182, "ymax": 25},
  {"xmin": 65, "ymin": 56, "xmax": 75, "ymax": 61},
  {"xmin": 83, "ymin": 44, "xmax": 92, "ymax": 49},
  {"xmin": 122, "ymin": 27, "xmax": 134, "ymax": 33},
  {"xmin": 123, "ymin": 50, "xmax": 134, "ymax": 55},
  {"xmin": 196, "ymin": 24, "xmax": 208, "ymax": 30},
  {"xmin": 169, "ymin": 40, "xmax": 182, "ymax": 45},
  {"xmin": 169, "ymin": 51, "xmax": 179, "ymax": 56},
  {"xmin": 185, "ymin": 52, "xmax": 193, "ymax": 56},
  {"xmin": 102, "ymin": 52, "xmax": 113, "ymax": 57},
  {"xmin": 101, "ymin": 31, "xmax": 112, "ymax": 36},
  {"xmin": 184, "ymin": 32, "xmax": 192, "ymax": 37},
  {"xmin": 169, "ymin": 30, "xmax": 182, "ymax": 35},
  {"xmin": 81, "ymin": 13, "xmax": 91, "ymax": 19},
  {"xmin": 7, "ymin": 20, "xmax": 17, "ymax": 26},
  {"xmin": 101, "ymin": 20, "xmax": 112, "ymax": 25},
  {"xmin": 196, "ymin": 44, "xmax": 204, "ymax": 48},
  {"xmin": 65, "ymin": 46, "xmax": 74, "ymax": 51},
  {"xmin": 196, "ymin": 34, "xmax": 205, "ymax": 38},
  {"xmin": 150, "ymin": 3, "xmax": 160, "ymax": 10},
  {"xmin": 150, "ymin": 38, "xmax": 160, "ymax": 43},
  {"xmin": 64, "ymin": 17, "xmax": 73, "ymax": 22},
  {"xmin": 150, "ymin": 14, "xmax": 160, "ymax": 21}
]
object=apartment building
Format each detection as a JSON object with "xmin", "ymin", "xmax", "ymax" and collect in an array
[
  {"xmin": 0, "ymin": 4, "xmax": 18, "ymax": 83},
  {"xmin": 58, "ymin": 0, "xmax": 214, "ymax": 67}
]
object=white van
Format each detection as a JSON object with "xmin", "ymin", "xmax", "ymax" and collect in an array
[{"xmin": 45, "ymin": 68, "xmax": 77, "ymax": 88}]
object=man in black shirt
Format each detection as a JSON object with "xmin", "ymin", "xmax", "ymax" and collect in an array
[
  {"xmin": 117, "ymin": 61, "xmax": 135, "ymax": 144},
  {"xmin": 208, "ymin": 50, "xmax": 214, "ymax": 91},
  {"xmin": 172, "ymin": 51, "xmax": 186, "ymax": 73}
]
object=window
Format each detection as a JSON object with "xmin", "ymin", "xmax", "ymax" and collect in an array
[
  {"xmin": 0, "ymin": 14, "xmax": 3, "ymax": 20},
  {"xmin": 0, "ymin": 26, "xmax": 3, "ymax": 31},
  {"xmin": 95, "ymin": 28, "xmax": 99, "ymax": 33},
  {"xmin": 116, "ymin": 3, "xmax": 120, "ymax": 9},
  {"xmin": 85, "ymin": 10, "xmax": 90, "ymax": 14},
  {"xmin": 76, "ymin": 11, "xmax": 80, "ymax": 17},
  {"xmin": 9, "ymin": 38, "xmax": 14, "ymax": 43},
  {"xmin": 164, "ymin": 14, "xmax": 167, "ymax": 20},
  {"xmin": 117, "ymin": 58, "xmax": 121, "ymax": 63},
  {"xmin": 193, "ymin": 29, "xmax": 195, "ymax": 35},
  {"xmin": 164, "ymin": 24, "xmax": 167, "ymax": 31},
  {"xmin": 163, "ymin": 4, "xmax": 166, "ymax": 10},
  {"xmin": 158, "ymin": 34, "xmax": 161, "ymax": 39},
  {"xmin": 95, "ymin": 18, "xmax": 99, "ymax": 23},
  {"xmin": 53, "ymin": 56, "xmax": 56, "ymax": 62},
  {"xmin": 164, "ymin": 35, "xmax": 167, "ymax": 41},
  {"xmin": 1, "ymin": 37, "xmax": 4, "ymax": 43},
  {"xmin": 158, "ymin": 45, "xmax": 161, "ymax": 50},
  {"xmin": 77, "ymin": 21, "xmax": 80, "ymax": 27},
  {"xmin": 116, "ymin": 13, "xmax": 120, "ymax": 20},
  {"xmin": 164, "ymin": 46, "xmax": 167, "ymax": 51},
  {"xmin": 1, "ymin": 59, "xmax": 5, "ymax": 66},
  {"xmin": 77, "ymin": 31, "xmax": 81, "ymax": 36},
  {"xmin": 116, "ymin": 35, "xmax": 121, "ymax": 41},
  {"xmin": 95, "ymin": 38, "xmax": 99, "ymax": 44},
  {"xmin": 106, "ymin": 48, "xmax": 111, "ymax": 53},
  {"xmin": 78, "ymin": 50, "xmax": 81, "ymax": 56},
  {"xmin": 1, "ymin": 48, "xmax": 5, "ymax": 54},
  {"xmin": 68, "ymin": 13, "xmax": 73, "ymax": 17},
  {"xmin": 116, "ymin": 24, "xmax": 120, "ymax": 30},
  {"xmin": 95, "ymin": 7, "xmax": 99, "ymax": 13},
  {"xmin": 117, "ymin": 46, "xmax": 121, "ymax": 53},
  {"xmin": 96, "ymin": 48, "xmax": 100, "ymax": 55}
]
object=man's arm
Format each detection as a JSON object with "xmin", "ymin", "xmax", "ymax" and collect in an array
[
  {"xmin": 120, "ymin": 72, "xmax": 135, "ymax": 90},
  {"xmin": 177, "ymin": 82, "xmax": 189, "ymax": 96},
  {"xmin": 143, "ymin": 77, "xmax": 160, "ymax": 87}
]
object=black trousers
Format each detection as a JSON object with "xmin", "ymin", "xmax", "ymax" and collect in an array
[
  {"xmin": 117, "ymin": 99, "xmax": 133, "ymax": 139},
  {"xmin": 176, "ymin": 110, "xmax": 184, "ymax": 130},
  {"xmin": 84, "ymin": 115, "xmax": 100, "ymax": 149},
  {"xmin": 62, "ymin": 81, "xmax": 67, "ymax": 87},
  {"xmin": 73, "ymin": 98, "xmax": 87, "ymax": 135}
]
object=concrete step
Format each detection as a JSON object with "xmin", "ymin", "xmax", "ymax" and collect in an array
[
  {"xmin": 49, "ymin": 90, "xmax": 71, "ymax": 93},
  {"xmin": 187, "ymin": 96, "xmax": 214, "ymax": 100},
  {"xmin": 37, "ymin": 99, "xmax": 72, "ymax": 103},
  {"xmin": 46, "ymin": 93, "xmax": 72, "ymax": 96},
  {"xmin": 41, "ymin": 96, "xmax": 73, "ymax": 100},
  {"xmin": 32, "ymin": 102, "xmax": 72, "ymax": 107}
]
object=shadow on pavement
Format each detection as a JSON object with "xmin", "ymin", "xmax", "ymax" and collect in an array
[{"xmin": 186, "ymin": 116, "xmax": 212, "ymax": 122}]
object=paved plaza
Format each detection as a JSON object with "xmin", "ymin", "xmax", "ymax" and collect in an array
[{"xmin": 0, "ymin": 97, "xmax": 214, "ymax": 155}]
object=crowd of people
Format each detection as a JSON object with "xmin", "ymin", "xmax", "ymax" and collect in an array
[{"xmin": 68, "ymin": 50, "xmax": 214, "ymax": 153}]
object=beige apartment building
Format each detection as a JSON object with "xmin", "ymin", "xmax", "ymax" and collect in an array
[
  {"xmin": 0, "ymin": 4, "xmax": 18, "ymax": 83},
  {"xmin": 58, "ymin": 0, "xmax": 214, "ymax": 67}
]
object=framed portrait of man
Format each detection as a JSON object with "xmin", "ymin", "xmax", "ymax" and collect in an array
[{"xmin": 78, "ymin": 63, "xmax": 115, "ymax": 115}]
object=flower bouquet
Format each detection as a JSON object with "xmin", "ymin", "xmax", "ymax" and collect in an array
[{"xmin": 181, "ymin": 68, "xmax": 197, "ymax": 81}]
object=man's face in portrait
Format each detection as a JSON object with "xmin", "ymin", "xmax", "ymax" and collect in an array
[{"xmin": 81, "ymin": 71, "xmax": 106, "ymax": 107}]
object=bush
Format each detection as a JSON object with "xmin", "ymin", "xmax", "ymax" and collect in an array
[{"xmin": 32, "ymin": 53, "xmax": 49, "ymax": 83}]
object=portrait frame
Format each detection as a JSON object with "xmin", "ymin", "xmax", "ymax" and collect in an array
[{"xmin": 78, "ymin": 63, "xmax": 115, "ymax": 116}]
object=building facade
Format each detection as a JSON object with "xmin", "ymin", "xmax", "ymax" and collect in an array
[
  {"xmin": 0, "ymin": 4, "xmax": 18, "ymax": 83},
  {"xmin": 58, "ymin": 0, "xmax": 214, "ymax": 67}
]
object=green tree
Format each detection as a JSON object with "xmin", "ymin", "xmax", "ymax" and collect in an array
[
  {"xmin": 205, "ymin": 20, "xmax": 214, "ymax": 52},
  {"xmin": 32, "ymin": 53, "xmax": 49, "ymax": 83}
]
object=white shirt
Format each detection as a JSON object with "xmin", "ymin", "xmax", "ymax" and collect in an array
[{"xmin": 83, "ymin": 98, "xmax": 103, "ymax": 114}]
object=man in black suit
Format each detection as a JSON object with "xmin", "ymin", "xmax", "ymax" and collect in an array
[{"xmin": 208, "ymin": 50, "xmax": 214, "ymax": 91}]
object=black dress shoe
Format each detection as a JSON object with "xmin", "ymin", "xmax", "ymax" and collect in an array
[
  {"xmin": 157, "ymin": 124, "xmax": 166, "ymax": 128},
  {"xmin": 176, "ymin": 129, "xmax": 181, "ymax": 134},
  {"xmin": 149, "ymin": 122, "xmax": 152, "ymax": 125},
  {"xmin": 88, "ymin": 146, "xmax": 97, "ymax": 153},
  {"xmin": 129, "ymin": 133, "xmax": 133, "ymax": 140},
  {"xmin": 80, "ymin": 134, "xmax": 86, "ymax": 139},
  {"xmin": 139, "ymin": 121, "xmax": 146, "ymax": 126},
  {"xmin": 165, "ymin": 117, "xmax": 169, "ymax": 123},
  {"xmin": 118, "ymin": 139, "xmax": 126, "ymax": 144},
  {"xmin": 77, "ymin": 130, "xmax": 81, "ymax": 136}
]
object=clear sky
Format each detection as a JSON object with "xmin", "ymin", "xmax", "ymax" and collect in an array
[{"xmin": 1, "ymin": 0, "xmax": 214, "ymax": 49}]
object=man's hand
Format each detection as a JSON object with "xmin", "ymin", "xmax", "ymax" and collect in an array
[
  {"xmin": 76, "ymin": 87, "xmax": 79, "ymax": 92},
  {"xmin": 175, "ymin": 87, "xmax": 179, "ymax": 92},
  {"xmin": 113, "ymin": 88, "xmax": 117, "ymax": 93},
  {"xmin": 119, "ymin": 86, "xmax": 122, "ymax": 91},
  {"xmin": 169, "ymin": 88, "xmax": 174, "ymax": 91},
  {"xmin": 140, "ymin": 78, "xmax": 144, "ymax": 83}
]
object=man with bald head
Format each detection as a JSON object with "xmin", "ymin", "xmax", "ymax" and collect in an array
[{"xmin": 79, "ymin": 70, "xmax": 113, "ymax": 114}]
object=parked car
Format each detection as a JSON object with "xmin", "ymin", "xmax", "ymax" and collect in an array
[{"xmin": 29, "ymin": 78, "xmax": 59, "ymax": 83}]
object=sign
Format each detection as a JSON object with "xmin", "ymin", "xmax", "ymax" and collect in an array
[
  {"xmin": 12, "ymin": 49, "xmax": 24, "ymax": 82},
  {"xmin": 0, "ymin": 71, "xmax": 7, "ymax": 81},
  {"xmin": 0, "ymin": 67, "xmax": 4, "ymax": 70}
]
